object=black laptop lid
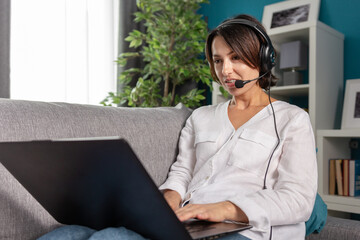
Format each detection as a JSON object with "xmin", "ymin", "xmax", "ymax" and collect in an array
[{"xmin": 0, "ymin": 138, "xmax": 191, "ymax": 240}]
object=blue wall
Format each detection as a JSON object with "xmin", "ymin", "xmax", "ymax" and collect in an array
[{"xmin": 199, "ymin": 0, "xmax": 360, "ymax": 84}]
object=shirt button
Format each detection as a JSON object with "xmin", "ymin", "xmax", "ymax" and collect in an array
[{"xmin": 205, "ymin": 176, "xmax": 209, "ymax": 180}]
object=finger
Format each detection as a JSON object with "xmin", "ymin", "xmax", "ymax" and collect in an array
[
  {"xmin": 176, "ymin": 209, "xmax": 198, "ymax": 222},
  {"xmin": 175, "ymin": 205, "xmax": 203, "ymax": 222},
  {"xmin": 179, "ymin": 206, "xmax": 213, "ymax": 222},
  {"xmin": 178, "ymin": 203, "xmax": 225, "ymax": 222},
  {"xmin": 196, "ymin": 211, "xmax": 210, "ymax": 220}
]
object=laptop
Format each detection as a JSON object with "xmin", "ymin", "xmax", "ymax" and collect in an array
[{"xmin": 0, "ymin": 137, "xmax": 251, "ymax": 240}]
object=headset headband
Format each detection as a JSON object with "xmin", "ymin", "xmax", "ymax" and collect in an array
[
  {"xmin": 218, "ymin": 19, "xmax": 274, "ymax": 49},
  {"xmin": 217, "ymin": 18, "xmax": 276, "ymax": 70}
]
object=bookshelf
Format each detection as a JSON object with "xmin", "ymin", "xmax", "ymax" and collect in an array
[{"xmin": 317, "ymin": 129, "xmax": 360, "ymax": 214}]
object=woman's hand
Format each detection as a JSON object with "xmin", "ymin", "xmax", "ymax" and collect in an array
[
  {"xmin": 163, "ymin": 189, "xmax": 182, "ymax": 212},
  {"xmin": 175, "ymin": 201, "xmax": 249, "ymax": 223}
]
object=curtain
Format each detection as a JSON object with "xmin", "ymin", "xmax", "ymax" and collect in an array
[
  {"xmin": 117, "ymin": 0, "xmax": 145, "ymax": 94},
  {"xmin": 0, "ymin": 0, "xmax": 10, "ymax": 98},
  {"xmin": 10, "ymin": 0, "xmax": 118, "ymax": 105}
]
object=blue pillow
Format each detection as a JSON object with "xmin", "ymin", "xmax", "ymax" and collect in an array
[{"xmin": 305, "ymin": 193, "xmax": 327, "ymax": 236}]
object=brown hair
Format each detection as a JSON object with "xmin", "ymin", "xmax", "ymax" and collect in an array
[{"xmin": 205, "ymin": 14, "xmax": 277, "ymax": 90}]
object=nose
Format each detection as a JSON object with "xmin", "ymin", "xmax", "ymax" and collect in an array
[{"xmin": 222, "ymin": 59, "xmax": 233, "ymax": 76}]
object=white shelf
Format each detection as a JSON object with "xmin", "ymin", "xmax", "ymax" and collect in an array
[
  {"xmin": 322, "ymin": 195, "xmax": 360, "ymax": 214},
  {"xmin": 318, "ymin": 129, "xmax": 360, "ymax": 137},
  {"xmin": 317, "ymin": 129, "xmax": 360, "ymax": 214},
  {"xmin": 271, "ymin": 22, "xmax": 344, "ymax": 131},
  {"xmin": 270, "ymin": 84, "xmax": 309, "ymax": 97},
  {"xmin": 268, "ymin": 21, "xmax": 343, "ymax": 43}
]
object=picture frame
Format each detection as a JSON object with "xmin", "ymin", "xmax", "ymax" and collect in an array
[
  {"xmin": 262, "ymin": 0, "xmax": 321, "ymax": 32},
  {"xmin": 341, "ymin": 79, "xmax": 360, "ymax": 129}
]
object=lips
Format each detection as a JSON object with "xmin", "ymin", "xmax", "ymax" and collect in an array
[{"xmin": 224, "ymin": 79, "xmax": 237, "ymax": 88}]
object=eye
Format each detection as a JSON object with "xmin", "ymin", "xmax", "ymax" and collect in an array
[
  {"xmin": 232, "ymin": 55, "xmax": 241, "ymax": 60},
  {"xmin": 213, "ymin": 59, "xmax": 222, "ymax": 64}
]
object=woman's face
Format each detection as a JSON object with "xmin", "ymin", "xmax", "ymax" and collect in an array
[{"xmin": 211, "ymin": 35, "xmax": 260, "ymax": 96}]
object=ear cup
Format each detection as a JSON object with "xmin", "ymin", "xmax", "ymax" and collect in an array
[
  {"xmin": 268, "ymin": 47, "xmax": 276, "ymax": 70},
  {"xmin": 259, "ymin": 45, "xmax": 268, "ymax": 72},
  {"xmin": 260, "ymin": 45, "xmax": 275, "ymax": 73}
]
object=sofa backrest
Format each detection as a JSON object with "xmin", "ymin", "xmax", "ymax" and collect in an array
[{"xmin": 0, "ymin": 98, "xmax": 191, "ymax": 240}]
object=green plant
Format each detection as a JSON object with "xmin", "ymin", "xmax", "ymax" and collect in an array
[{"xmin": 101, "ymin": 0, "xmax": 212, "ymax": 108}]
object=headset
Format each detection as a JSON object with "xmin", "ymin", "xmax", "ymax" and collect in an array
[{"xmin": 217, "ymin": 18, "xmax": 280, "ymax": 240}]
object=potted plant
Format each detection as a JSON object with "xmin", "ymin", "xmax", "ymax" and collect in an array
[{"xmin": 101, "ymin": 0, "xmax": 212, "ymax": 108}]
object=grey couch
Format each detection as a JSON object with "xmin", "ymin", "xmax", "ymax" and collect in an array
[{"xmin": 0, "ymin": 98, "xmax": 359, "ymax": 240}]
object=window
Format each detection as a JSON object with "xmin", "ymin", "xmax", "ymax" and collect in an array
[{"xmin": 11, "ymin": 0, "xmax": 118, "ymax": 105}]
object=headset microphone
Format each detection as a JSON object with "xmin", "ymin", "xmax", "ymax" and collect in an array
[{"xmin": 234, "ymin": 71, "xmax": 269, "ymax": 88}]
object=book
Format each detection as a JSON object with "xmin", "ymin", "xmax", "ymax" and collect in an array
[
  {"xmin": 349, "ymin": 160, "xmax": 360, "ymax": 197},
  {"xmin": 356, "ymin": 160, "xmax": 360, "ymax": 197},
  {"xmin": 343, "ymin": 159, "xmax": 349, "ymax": 196},
  {"xmin": 335, "ymin": 159, "xmax": 343, "ymax": 196},
  {"xmin": 329, "ymin": 159, "xmax": 336, "ymax": 195},
  {"xmin": 349, "ymin": 160, "xmax": 355, "ymax": 196}
]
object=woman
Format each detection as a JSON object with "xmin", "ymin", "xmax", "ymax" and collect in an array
[
  {"xmin": 39, "ymin": 14, "xmax": 317, "ymax": 240},
  {"xmin": 160, "ymin": 14, "xmax": 317, "ymax": 240}
]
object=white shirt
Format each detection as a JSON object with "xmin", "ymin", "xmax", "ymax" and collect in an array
[{"xmin": 159, "ymin": 100, "xmax": 317, "ymax": 240}]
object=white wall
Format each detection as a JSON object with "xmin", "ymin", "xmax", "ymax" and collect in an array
[{"xmin": 10, "ymin": 0, "xmax": 118, "ymax": 105}]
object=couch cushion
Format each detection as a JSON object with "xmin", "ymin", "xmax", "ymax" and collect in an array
[
  {"xmin": 0, "ymin": 99, "xmax": 191, "ymax": 240},
  {"xmin": 306, "ymin": 216, "xmax": 360, "ymax": 240}
]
